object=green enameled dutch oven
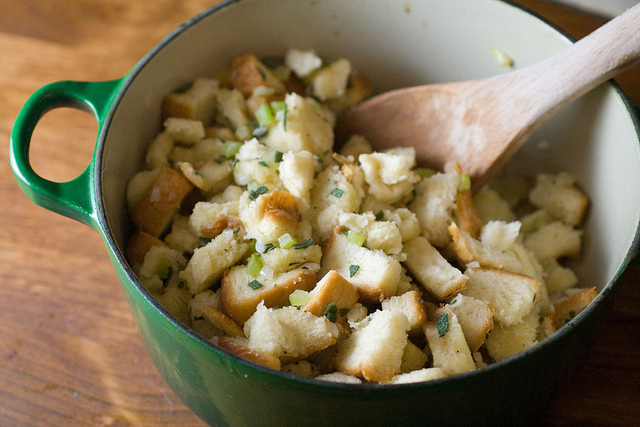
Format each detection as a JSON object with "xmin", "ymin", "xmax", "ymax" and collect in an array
[{"xmin": 10, "ymin": 0, "xmax": 640, "ymax": 425}]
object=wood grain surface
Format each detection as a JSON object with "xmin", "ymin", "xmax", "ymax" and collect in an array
[{"xmin": 1, "ymin": 1, "xmax": 638, "ymax": 426}]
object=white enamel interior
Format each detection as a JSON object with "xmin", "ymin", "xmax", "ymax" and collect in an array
[{"xmin": 100, "ymin": 0, "xmax": 640, "ymax": 293}]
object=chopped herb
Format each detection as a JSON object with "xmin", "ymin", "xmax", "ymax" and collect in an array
[
  {"xmin": 330, "ymin": 188, "xmax": 344, "ymax": 198},
  {"xmin": 173, "ymin": 81, "xmax": 194, "ymax": 94},
  {"xmin": 193, "ymin": 315, "xmax": 205, "ymax": 321},
  {"xmin": 374, "ymin": 210, "xmax": 384, "ymax": 221},
  {"xmin": 178, "ymin": 281, "xmax": 185, "ymax": 289},
  {"xmin": 200, "ymin": 237, "xmax": 212, "ymax": 246},
  {"xmin": 293, "ymin": 238, "xmax": 314, "ymax": 249},
  {"xmin": 324, "ymin": 303, "xmax": 338, "ymax": 322},
  {"xmin": 274, "ymin": 150, "xmax": 284, "ymax": 163},
  {"xmin": 261, "ymin": 57, "xmax": 281, "ymax": 69},
  {"xmin": 258, "ymin": 161, "xmax": 269, "ymax": 167},
  {"xmin": 417, "ymin": 298, "xmax": 424, "ymax": 303},
  {"xmin": 533, "ymin": 294, "xmax": 537, "ymax": 302},
  {"xmin": 229, "ymin": 158, "xmax": 239, "ymax": 172},
  {"xmin": 257, "ymin": 67, "xmax": 267, "ymax": 81},
  {"xmin": 233, "ymin": 226, "xmax": 241, "ymax": 235},
  {"xmin": 569, "ymin": 310, "xmax": 576, "ymax": 318},
  {"xmin": 436, "ymin": 313, "xmax": 450, "ymax": 337},
  {"xmin": 349, "ymin": 264, "xmax": 360, "ymax": 278},
  {"xmin": 340, "ymin": 308, "xmax": 350, "ymax": 317},
  {"xmin": 248, "ymin": 279, "xmax": 263, "ymax": 290},
  {"xmin": 262, "ymin": 243, "xmax": 276, "ymax": 253},
  {"xmin": 248, "ymin": 185, "xmax": 269, "ymax": 201}
]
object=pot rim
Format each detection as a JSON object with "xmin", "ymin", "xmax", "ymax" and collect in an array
[{"xmin": 94, "ymin": 0, "xmax": 640, "ymax": 391}]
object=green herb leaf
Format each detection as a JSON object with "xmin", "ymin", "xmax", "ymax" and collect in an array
[
  {"xmin": 248, "ymin": 185, "xmax": 269, "ymax": 201},
  {"xmin": 339, "ymin": 308, "xmax": 350, "ymax": 317},
  {"xmin": 248, "ymin": 279, "xmax": 263, "ymax": 290},
  {"xmin": 374, "ymin": 210, "xmax": 384, "ymax": 221},
  {"xmin": 293, "ymin": 238, "xmax": 314, "ymax": 249},
  {"xmin": 193, "ymin": 315, "xmax": 205, "ymax": 321},
  {"xmin": 330, "ymin": 188, "xmax": 344, "ymax": 198},
  {"xmin": 349, "ymin": 264, "xmax": 360, "ymax": 278},
  {"xmin": 274, "ymin": 150, "xmax": 284, "ymax": 163},
  {"xmin": 436, "ymin": 313, "xmax": 449, "ymax": 337},
  {"xmin": 324, "ymin": 303, "xmax": 338, "ymax": 322}
]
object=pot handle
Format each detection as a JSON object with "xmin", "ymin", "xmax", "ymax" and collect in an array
[{"xmin": 10, "ymin": 79, "xmax": 123, "ymax": 231}]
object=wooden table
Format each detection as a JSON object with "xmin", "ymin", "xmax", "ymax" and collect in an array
[{"xmin": 1, "ymin": 1, "xmax": 638, "ymax": 425}]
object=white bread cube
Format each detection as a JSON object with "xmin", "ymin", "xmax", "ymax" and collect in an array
[
  {"xmin": 529, "ymin": 172, "xmax": 589, "ymax": 226},
  {"xmin": 220, "ymin": 265, "xmax": 317, "ymax": 324},
  {"xmin": 315, "ymin": 372, "xmax": 363, "ymax": 384},
  {"xmin": 190, "ymin": 200, "xmax": 240, "ymax": 239},
  {"xmin": 383, "ymin": 208, "xmax": 422, "ymax": 242},
  {"xmin": 304, "ymin": 270, "xmax": 360, "ymax": 323},
  {"xmin": 240, "ymin": 190, "xmax": 300, "ymax": 244},
  {"xmin": 162, "ymin": 78, "xmax": 219, "ymax": 124},
  {"xmin": 163, "ymin": 117, "xmax": 205, "ymax": 146},
  {"xmin": 320, "ymin": 231, "xmax": 401, "ymax": 303},
  {"xmin": 424, "ymin": 307, "xmax": 476, "ymax": 376},
  {"xmin": 138, "ymin": 245, "xmax": 187, "ymax": 294},
  {"xmin": 260, "ymin": 245, "xmax": 322, "ymax": 274},
  {"xmin": 164, "ymin": 215, "xmax": 200, "ymax": 255},
  {"xmin": 359, "ymin": 148, "xmax": 419, "ymax": 204},
  {"xmin": 191, "ymin": 290, "xmax": 245, "ymax": 339},
  {"xmin": 403, "ymin": 236, "xmax": 468, "ymax": 301},
  {"xmin": 145, "ymin": 131, "xmax": 174, "ymax": 170},
  {"xmin": 243, "ymin": 302, "xmax": 339, "ymax": 364},
  {"xmin": 216, "ymin": 87, "xmax": 250, "ymax": 130},
  {"xmin": 448, "ymin": 294, "xmax": 494, "ymax": 352},
  {"xmin": 381, "ymin": 290, "xmax": 428, "ymax": 336},
  {"xmin": 154, "ymin": 278, "xmax": 192, "ymax": 325},
  {"xmin": 472, "ymin": 186, "xmax": 517, "ymax": 223},
  {"xmin": 333, "ymin": 310, "xmax": 410, "ymax": 382},
  {"xmin": 463, "ymin": 267, "xmax": 541, "ymax": 326},
  {"xmin": 389, "ymin": 367, "xmax": 447, "ymax": 384},
  {"xmin": 279, "ymin": 150, "xmax": 316, "ymax": 200},
  {"xmin": 179, "ymin": 229, "xmax": 251, "ymax": 294},
  {"xmin": 524, "ymin": 221, "xmax": 583, "ymax": 261},
  {"xmin": 542, "ymin": 258, "xmax": 578, "ymax": 293},
  {"xmin": 400, "ymin": 340, "xmax": 428, "ymax": 373},
  {"xmin": 177, "ymin": 160, "xmax": 231, "ymax": 193},
  {"xmin": 485, "ymin": 312, "xmax": 539, "ymax": 362},
  {"xmin": 285, "ymin": 48, "xmax": 323, "ymax": 78},
  {"xmin": 545, "ymin": 287, "xmax": 597, "ymax": 331},
  {"xmin": 310, "ymin": 58, "xmax": 352, "ymax": 101},
  {"xmin": 263, "ymin": 93, "xmax": 333, "ymax": 157},
  {"xmin": 215, "ymin": 336, "xmax": 281, "ymax": 371},
  {"xmin": 410, "ymin": 169, "xmax": 459, "ymax": 247}
]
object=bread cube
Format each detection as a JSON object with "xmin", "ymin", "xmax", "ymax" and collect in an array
[
  {"xmin": 229, "ymin": 54, "xmax": 286, "ymax": 97},
  {"xmin": 472, "ymin": 186, "xmax": 517, "ymax": 223},
  {"xmin": 542, "ymin": 258, "xmax": 578, "ymax": 293},
  {"xmin": 381, "ymin": 290, "xmax": 428, "ymax": 336},
  {"xmin": 177, "ymin": 160, "xmax": 231, "ymax": 193},
  {"xmin": 545, "ymin": 287, "xmax": 597, "ymax": 331},
  {"xmin": 359, "ymin": 148, "xmax": 419, "ymax": 204},
  {"xmin": 403, "ymin": 236, "xmax": 468, "ymax": 301},
  {"xmin": 400, "ymin": 340, "xmax": 428, "ymax": 373},
  {"xmin": 524, "ymin": 221, "xmax": 583, "ymax": 261},
  {"xmin": 448, "ymin": 294, "xmax": 494, "ymax": 352},
  {"xmin": 191, "ymin": 291, "xmax": 245, "ymax": 338},
  {"xmin": 162, "ymin": 78, "xmax": 219, "ymax": 124},
  {"xmin": 448, "ymin": 222, "xmax": 523, "ymax": 272},
  {"xmin": 131, "ymin": 167, "xmax": 194, "ymax": 237},
  {"xmin": 320, "ymin": 231, "xmax": 401, "ymax": 303},
  {"xmin": 163, "ymin": 117, "xmax": 205, "ymax": 146},
  {"xmin": 163, "ymin": 215, "xmax": 200, "ymax": 255},
  {"xmin": 424, "ymin": 307, "xmax": 476, "ymax": 376},
  {"xmin": 484, "ymin": 312, "xmax": 539, "ymax": 362},
  {"xmin": 125, "ymin": 229, "xmax": 167, "ymax": 265},
  {"xmin": 529, "ymin": 172, "xmax": 589, "ymax": 226},
  {"xmin": 463, "ymin": 267, "xmax": 541, "ymax": 326},
  {"xmin": 304, "ymin": 270, "xmax": 359, "ymax": 324},
  {"xmin": 315, "ymin": 372, "xmax": 363, "ymax": 384},
  {"xmin": 215, "ymin": 336, "xmax": 281, "ymax": 370},
  {"xmin": 410, "ymin": 170, "xmax": 459, "ymax": 247},
  {"xmin": 190, "ymin": 200, "xmax": 240, "ymax": 239},
  {"xmin": 455, "ymin": 188, "xmax": 484, "ymax": 239},
  {"xmin": 309, "ymin": 58, "xmax": 352, "ymax": 101},
  {"xmin": 325, "ymin": 71, "xmax": 374, "ymax": 114},
  {"xmin": 260, "ymin": 245, "xmax": 322, "ymax": 274},
  {"xmin": 389, "ymin": 367, "xmax": 447, "ymax": 384},
  {"xmin": 278, "ymin": 150, "xmax": 316, "ymax": 199},
  {"xmin": 221, "ymin": 265, "xmax": 317, "ymax": 324},
  {"xmin": 285, "ymin": 48, "xmax": 323, "ymax": 78},
  {"xmin": 243, "ymin": 303, "xmax": 339, "ymax": 363},
  {"xmin": 240, "ymin": 190, "xmax": 300, "ymax": 243},
  {"xmin": 333, "ymin": 310, "xmax": 410, "ymax": 382},
  {"xmin": 179, "ymin": 229, "xmax": 251, "ymax": 295},
  {"xmin": 216, "ymin": 88, "xmax": 251, "ymax": 131}
]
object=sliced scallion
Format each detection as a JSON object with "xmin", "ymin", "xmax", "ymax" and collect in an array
[
  {"xmin": 255, "ymin": 103, "xmax": 275, "ymax": 127},
  {"xmin": 246, "ymin": 253, "xmax": 263, "ymax": 277},
  {"xmin": 289, "ymin": 289, "xmax": 311, "ymax": 307},
  {"xmin": 346, "ymin": 230, "xmax": 365, "ymax": 247},
  {"xmin": 222, "ymin": 141, "xmax": 242, "ymax": 159},
  {"xmin": 278, "ymin": 233, "xmax": 297, "ymax": 249}
]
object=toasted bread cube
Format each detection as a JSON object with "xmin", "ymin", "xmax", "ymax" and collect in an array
[
  {"xmin": 410, "ymin": 170, "xmax": 459, "ymax": 247},
  {"xmin": 145, "ymin": 131, "xmax": 174, "ymax": 170},
  {"xmin": 154, "ymin": 277, "xmax": 192, "ymax": 325},
  {"xmin": 400, "ymin": 340, "xmax": 428, "ymax": 373},
  {"xmin": 381, "ymin": 290, "xmax": 428, "ymax": 336},
  {"xmin": 389, "ymin": 367, "xmax": 447, "ymax": 384},
  {"xmin": 162, "ymin": 78, "xmax": 219, "ymax": 123},
  {"xmin": 463, "ymin": 267, "xmax": 541, "ymax": 326},
  {"xmin": 448, "ymin": 222, "xmax": 523, "ymax": 272},
  {"xmin": 304, "ymin": 270, "xmax": 359, "ymax": 323},
  {"xmin": 164, "ymin": 215, "xmax": 200, "ymax": 255},
  {"xmin": 229, "ymin": 54, "xmax": 286, "ymax": 97},
  {"xmin": 358, "ymin": 148, "xmax": 419, "ymax": 204},
  {"xmin": 199, "ymin": 305, "xmax": 245, "ymax": 338},
  {"xmin": 542, "ymin": 258, "xmax": 578, "ymax": 293},
  {"xmin": 325, "ymin": 71, "xmax": 374, "ymax": 114},
  {"xmin": 403, "ymin": 236, "xmax": 468, "ymax": 301},
  {"xmin": 333, "ymin": 310, "xmax": 410, "ymax": 382},
  {"xmin": 131, "ymin": 167, "xmax": 194, "ymax": 237},
  {"xmin": 315, "ymin": 372, "xmax": 363, "ymax": 384},
  {"xmin": 546, "ymin": 287, "xmax": 598, "ymax": 330},
  {"xmin": 216, "ymin": 88, "xmax": 251, "ymax": 132},
  {"xmin": 125, "ymin": 229, "xmax": 167, "ymax": 265},
  {"xmin": 472, "ymin": 186, "xmax": 517, "ymax": 223},
  {"xmin": 163, "ymin": 117, "xmax": 205, "ymax": 146},
  {"xmin": 243, "ymin": 303, "xmax": 339, "ymax": 363},
  {"xmin": 221, "ymin": 265, "xmax": 317, "ymax": 324},
  {"xmin": 240, "ymin": 190, "xmax": 300, "ymax": 243},
  {"xmin": 215, "ymin": 336, "xmax": 281, "ymax": 371},
  {"xmin": 320, "ymin": 231, "xmax": 401, "ymax": 303},
  {"xmin": 278, "ymin": 150, "xmax": 316, "ymax": 200},
  {"xmin": 190, "ymin": 200, "xmax": 240, "ymax": 238},
  {"xmin": 456, "ymin": 189, "xmax": 484, "ymax": 239},
  {"xmin": 424, "ymin": 307, "xmax": 476, "ymax": 376},
  {"xmin": 179, "ymin": 229, "xmax": 251, "ymax": 294},
  {"xmin": 263, "ymin": 93, "xmax": 333, "ymax": 158},
  {"xmin": 524, "ymin": 221, "xmax": 583, "ymax": 261},
  {"xmin": 309, "ymin": 58, "xmax": 352, "ymax": 101},
  {"xmin": 529, "ymin": 173, "xmax": 589, "ymax": 226},
  {"xmin": 177, "ymin": 160, "xmax": 231, "ymax": 193},
  {"xmin": 448, "ymin": 294, "xmax": 494, "ymax": 352},
  {"xmin": 485, "ymin": 312, "xmax": 539, "ymax": 362}
]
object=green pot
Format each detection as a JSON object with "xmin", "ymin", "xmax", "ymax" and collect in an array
[{"xmin": 10, "ymin": 0, "xmax": 640, "ymax": 425}]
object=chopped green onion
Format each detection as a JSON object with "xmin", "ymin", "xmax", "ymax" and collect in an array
[
  {"xmin": 248, "ymin": 279, "xmax": 263, "ymax": 290},
  {"xmin": 293, "ymin": 238, "xmax": 314, "ymax": 249},
  {"xmin": 253, "ymin": 126, "xmax": 268, "ymax": 137},
  {"xmin": 436, "ymin": 313, "xmax": 449, "ymax": 337},
  {"xmin": 156, "ymin": 259, "xmax": 172, "ymax": 280},
  {"xmin": 324, "ymin": 303, "xmax": 338, "ymax": 322},
  {"xmin": 262, "ymin": 243, "xmax": 276, "ymax": 253},
  {"xmin": 247, "ymin": 253, "xmax": 263, "ymax": 277},
  {"xmin": 330, "ymin": 188, "xmax": 344, "ymax": 198},
  {"xmin": 255, "ymin": 103, "xmax": 275, "ymax": 127},
  {"xmin": 289, "ymin": 289, "xmax": 311, "ymax": 307},
  {"xmin": 349, "ymin": 264, "xmax": 360, "ymax": 278},
  {"xmin": 346, "ymin": 231, "xmax": 365, "ymax": 247},
  {"xmin": 414, "ymin": 167, "xmax": 436, "ymax": 179},
  {"xmin": 278, "ymin": 233, "xmax": 297, "ymax": 249},
  {"xmin": 491, "ymin": 47, "xmax": 514, "ymax": 68},
  {"xmin": 222, "ymin": 141, "xmax": 243, "ymax": 159},
  {"xmin": 270, "ymin": 101, "xmax": 286, "ymax": 113},
  {"xmin": 458, "ymin": 173, "xmax": 471, "ymax": 192}
]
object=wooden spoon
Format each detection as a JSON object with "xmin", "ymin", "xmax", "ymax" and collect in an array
[{"xmin": 336, "ymin": 3, "xmax": 640, "ymax": 191}]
